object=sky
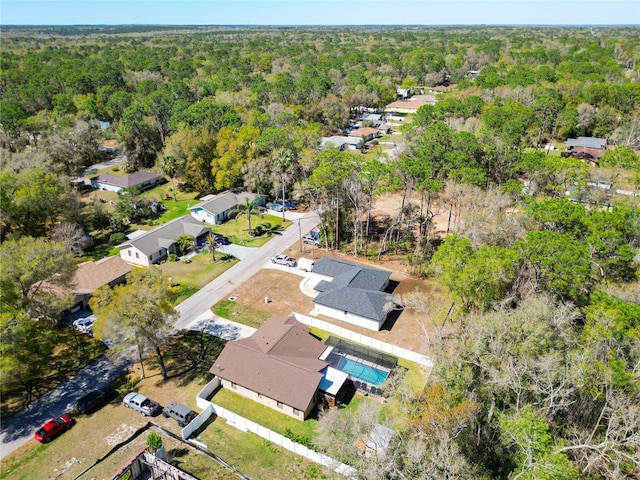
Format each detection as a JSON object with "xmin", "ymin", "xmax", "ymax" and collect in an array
[{"xmin": 1, "ymin": 0, "xmax": 639, "ymax": 26}]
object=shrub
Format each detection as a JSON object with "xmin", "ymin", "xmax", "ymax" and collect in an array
[
  {"xmin": 109, "ymin": 232, "xmax": 126, "ymax": 245},
  {"xmin": 146, "ymin": 432, "xmax": 163, "ymax": 451},
  {"xmin": 167, "ymin": 253, "xmax": 178, "ymax": 262}
]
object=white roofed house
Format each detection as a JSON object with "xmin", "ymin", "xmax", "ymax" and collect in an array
[
  {"xmin": 118, "ymin": 215, "xmax": 211, "ymax": 267},
  {"xmin": 188, "ymin": 190, "xmax": 265, "ymax": 225},
  {"xmin": 320, "ymin": 136, "xmax": 362, "ymax": 151}
]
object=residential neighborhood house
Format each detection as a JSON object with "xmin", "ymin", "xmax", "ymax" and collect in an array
[
  {"xmin": 311, "ymin": 257, "xmax": 396, "ymax": 331},
  {"xmin": 90, "ymin": 171, "xmax": 165, "ymax": 192},
  {"xmin": 385, "ymin": 94, "xmax": 437, "ymax": 115},
  {"xmin": 320, "ymin": 136, "xmax": 362, "ymax": 151},
  {"xmin": 188, "ymin": 190, "xmax": 266, "ymax": 225},
  {"xmin": 69, "ymin": 256, "xmax": 133, "ymax": 310},
  {"xmin": 563, "ymin": 136, "xmax": 608, "ymax": 163},
  {"xmin": 210, "ymin": 315, "xmax": 350, "ymax": 420},
  {"xmin": 348, "ymin": 127, "xmax": 381, "ymax": 142},
  {"xmin": 118, "ymin": 215, "xmax": 211, "ymax": 267}
]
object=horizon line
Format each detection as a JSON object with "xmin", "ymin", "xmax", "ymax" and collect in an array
[{"xmin": 3, "ymin": 23, "xmax": 639, "ymax": 27}]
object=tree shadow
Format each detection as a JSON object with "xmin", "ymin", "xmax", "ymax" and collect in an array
[{"xmin": 161, "ymin": 331, "xmax": 226, "ymax": 387}]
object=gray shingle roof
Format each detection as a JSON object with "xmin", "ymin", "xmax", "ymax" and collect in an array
[
  {"xmin": 312, "ymin": 257, "xmax": 393, "ymax": 322},
  {"xmin": 189, "ymin": 191, "xmax": 263, "ymax": 216},
  {"xmin": 94, "ymin": 171, "xmax": 162, "ymax": 188},
  {"xmin": 566, "ymin": 137, "xmax": 607, "ymax": 150},
  {"xmin": 119, "ymin": 215, "xmax": 210, "ymax": 256},
  {"xmin": 315, "ymin": 288, "xmax": 394, "ymax": 322}
]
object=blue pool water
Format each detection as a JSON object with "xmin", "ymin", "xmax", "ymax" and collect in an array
[{"xmin": 337, "ymin": 357, "xmax": 389, "ymax": 386}]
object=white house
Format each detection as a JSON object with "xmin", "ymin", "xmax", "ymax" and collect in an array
[
  {"xmin": 118, "ymin": 215, "xmax": 210, "ymax": 267},
  {"xmin": 320, "ymin": 136, "xmax": 362, "ymax": 151},
  {"xmin": 90, "ymin": 171, "xmax": 164, "ymax": 192},
  {"xmin": 311, "ymin": 257, "xmax": 395, "ymax": 331},
  {"xmin": 188, "ymin": 190, "xmax": 265, "ymax": 225}
]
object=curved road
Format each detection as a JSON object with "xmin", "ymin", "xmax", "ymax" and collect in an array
[{"xmin": 0, "ymin": 210, "xmax": 320, "ymax": 459}]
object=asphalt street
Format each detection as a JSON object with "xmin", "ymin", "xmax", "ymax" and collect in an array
[
  {"xmin": 0, "ymin": 356, "xmax": 127, "ymax": 458},
  {"xmin": 0, "ymin": 209, "xmax": 320, "ymax": 460}
]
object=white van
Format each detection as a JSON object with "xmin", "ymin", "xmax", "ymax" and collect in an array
[{"xmin": 298, "ymin": 257, "xmax": 315, "ymax": 272}]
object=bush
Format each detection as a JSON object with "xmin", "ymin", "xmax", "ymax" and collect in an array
[
  {"xmin": 109, "ymin": 232, "xmax": 126, "ymax": 245},
  {"xmin": 167, "ymin": 253, "xmax": 178, "ymax": 262},
  {"xmin": 146, "ymin": 432, "xmax": 163, "ymax": 451}
]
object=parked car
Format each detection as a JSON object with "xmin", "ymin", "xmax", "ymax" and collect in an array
[
  {"xmin": 34, "ymin": 415, "xmax": 75, "ymax": 443},
  {"xmin": 76, "ymin": 386, "xmax": 115, "ymax": 414},
  {"xmin": 122, "ymin": 392, "xmax": 162, "ymax": 416},
  {"xmin": 302, "ymin": 234, "xmax": 320, "ymax": 246},
  {"xmin": 270, "ymin": 254, "xmax": 296, "ymax": 267},
  {"xmin": 162, "ymin": 402, "xmax": 197, "ymax": 427},
  {"xmin": 214, "ymin": 233, "xmax": 230, "ymax": 245},
  {"xmin": 72, "ymin": 317, "xmax": 95, "ymax": 334},
  {"xmin": 265, "ymin": 202, "xmax": 285, "ymax": 212}
]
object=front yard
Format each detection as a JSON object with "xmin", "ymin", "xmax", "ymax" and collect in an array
[{"xmin": 159, "ymin": 250, "xmax": 239, "ymax": 304}]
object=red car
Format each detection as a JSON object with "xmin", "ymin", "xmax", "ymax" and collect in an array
[{"xmin": 34, "ymin": 415, "xmax": 75, "ymax": 443}]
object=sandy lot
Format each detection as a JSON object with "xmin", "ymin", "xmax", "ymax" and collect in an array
[{"xmin": 226, "ymin": 244, "xmax": 451, "ymax": 356}]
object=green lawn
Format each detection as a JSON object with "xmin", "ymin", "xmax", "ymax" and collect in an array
[
  {"xmin": 211, "ymin": 299, "xmax": 271, "ymax": 328},
  {"xmin": 195, "ymin": 417, "xmax": 340, "ymax": 480},
  {"xmin": 212, "ymin": 388, "xmax": 318, "ymax": 444},
  {"xmin": 213, "ymin": 214, "xmax": 291, "ymax": 247},
  {"xmin": 159, "ymin": 251, "xmax": 239, "ymax": 304}
]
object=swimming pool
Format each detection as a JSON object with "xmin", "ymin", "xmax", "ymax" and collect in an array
[{"xmin": 337, "ymin": 357, "xmax": 389, "ymax": 386}]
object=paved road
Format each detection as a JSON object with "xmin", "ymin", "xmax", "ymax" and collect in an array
[
  {"xmin": 174, "ymin": 210, "xmax": 320, "ymax": 330},
  {"xmin": 0, "ymin": 356, "xmax": 127, "ymax": 459},
  {"xmin": 0, "ymin": 210, "xmax": 319, "ymax": 460}
]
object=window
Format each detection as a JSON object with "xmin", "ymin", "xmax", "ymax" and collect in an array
[
  {"xmin": 135, "ymin": 252, "xmax": 139, "ymax": 259},
  {"xmin": 257, "ymin": 393, "xmax": 262, "ymax": 399},
  {"xmin": 128, "ymin": 250, "xmax": 131, "ymax": 256},
  {"xmin": 276, "ymin": 401, "xmax": 283, "ymax": 409},
  {"xmin": 231, "ymin": 382, "xmax": 237, "ymax": 389},
  {"xmin": 293, "ymin": 408, "xmax": 300, "ymax": 415}
]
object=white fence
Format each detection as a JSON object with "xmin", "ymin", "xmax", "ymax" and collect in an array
[
  {"xmin": 196, "ymin": 379, "xmax": 357, "ymax": 478},
  {"xmin": 291, "ymin": 311, "xmax": 434, "ymax": 367}
]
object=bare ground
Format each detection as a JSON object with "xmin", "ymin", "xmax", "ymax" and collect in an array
[{"xmin": 227, "ymin": 251, "xmax": 453, "ymax": 357}]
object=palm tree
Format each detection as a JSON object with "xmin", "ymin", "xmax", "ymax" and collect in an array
[
  {"xmin": 205, "ymin": 232, "xmax": 218, "ymax": 262},
  {"xmin": 231, "ymin": 198, "xmax": 264, "ymax": 235},
  {"xmin": 157, "ymin": 155, "xmax": 182, "ymax": 202},
  {"xmin": 273, "ymin": 149, "xmax": 293, "ymax": 221},
  {"xmin": 175, "ymin": 234, "xmax": 194, "ymax": 256}
]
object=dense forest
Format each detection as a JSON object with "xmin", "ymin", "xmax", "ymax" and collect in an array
[{"xmin": 1, "ymin": 26, "xmax": 639, "ymax": 479}]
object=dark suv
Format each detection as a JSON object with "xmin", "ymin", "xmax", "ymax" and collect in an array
[
  {"xmin": 162, "ymin": 402, "xmax": 197, "ymax": 427},
  {"xmin": 76, "ymin": 386, "xmax": 115, "ymax": 414}
]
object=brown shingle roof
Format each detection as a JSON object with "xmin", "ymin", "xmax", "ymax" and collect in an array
[
  {"xmin": 72, "ymin": 256, "xmax": 133, "ymax": 294},
  {"xmin": 210, "ymin": 316, "xmax": 328, "ymax": 411},
  {"xmin": 348, "ymin": 127, "xmax": 379, "ymax": 138}
]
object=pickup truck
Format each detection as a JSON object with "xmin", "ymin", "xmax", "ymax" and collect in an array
[{"xmin": 122, "ymin": 392, "xmax": 162, "ymax": 416}]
